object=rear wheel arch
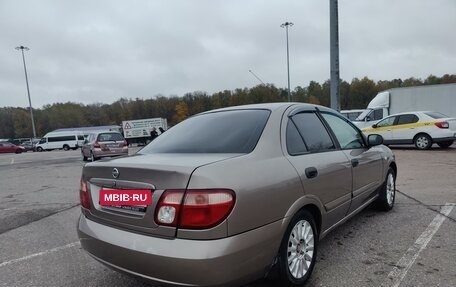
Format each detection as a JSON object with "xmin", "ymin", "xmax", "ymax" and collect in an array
[
  {"xmin": 389, "ymin": 162, "xmax": 397, "ymax": 179},
  {"xmin": 300, "ymin": 204, "xmax": 322, "ymax": 235},
  {"xmin": 284, "ymin": 197, "xmax": 324, "ymax": 235}
]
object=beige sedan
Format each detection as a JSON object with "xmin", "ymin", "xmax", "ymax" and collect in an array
[{"xmin": 78, "ymin": 103, "xmax": 396, "ymax": 286}]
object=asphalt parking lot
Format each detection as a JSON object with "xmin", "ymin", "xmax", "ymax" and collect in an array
[{"xmin": 0, "ymin": 145, "xmax": 455, "ymax": 287}]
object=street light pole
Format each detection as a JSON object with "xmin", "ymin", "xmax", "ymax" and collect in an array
[
  {"xmin": 281, "ymin": 21, "xmax": 293, "ymax": 102},
  {"xmin": 15, "ymin": 45, "xmax": 36, "ymax": 138}
]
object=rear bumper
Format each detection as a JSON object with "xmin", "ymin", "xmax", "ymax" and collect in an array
[
  {"xmin": 433, "ymin": 136, "xmax": 456, "ymax": 143},
  {"xmin": 92, "ymin": 149, "xmax": 128, "ymax": 158},
  {"xmin": 77, "ymin": 215, "xmax": 283, "ymax": 286}
]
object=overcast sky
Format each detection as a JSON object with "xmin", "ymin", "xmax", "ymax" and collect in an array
[{"xmin": 1, "ymin": 0, "xmax": 455, "ymax": 108}]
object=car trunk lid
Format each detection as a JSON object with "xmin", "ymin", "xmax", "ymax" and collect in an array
[{"xmin": 81, "ymin": 153, "xmax": 240, "ymax": 238}]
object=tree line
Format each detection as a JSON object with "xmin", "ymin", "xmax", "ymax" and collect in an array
[{"xmin": 1, "ymin": 74, "xmax": 455, "ymax": 139}]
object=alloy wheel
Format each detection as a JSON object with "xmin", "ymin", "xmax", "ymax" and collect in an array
[{"xmin": 287, "ymin": 220, "xmax": 315, "ymax": 279}]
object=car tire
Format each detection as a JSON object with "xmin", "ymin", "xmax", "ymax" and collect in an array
[
  {"xmin": 278, "ymin": 209, "xmax": 318, "ymax": 286},
  {"xmin": 414, "ymin": 133, "xmax": 432, "ymax": 150},
  {"xmin": 63, "ymin": 145, "xmax": 70, "ymax": 151},
  {"xmin": 82, "ymin": 154, "xmax": 88, "ymax": 161},
  {"xmin": 375, "ymin": 167, "xmax": 396, "ymax": 211},
  {"xmin": 90, "ymin": 152, "xmax": 98, "ymax": 162},
  {"xmin": 36, "ymin": 147, "xmax": 43, "ymax": 152},
  {"xmin": 15, "ymin": 149, "xmax": 22, "ymax": 154},
  {"xmin": 437, "ymin": 140, "xmax": 454, "ymax": 149}
]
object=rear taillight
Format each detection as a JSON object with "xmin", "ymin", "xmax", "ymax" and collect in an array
[
  {"xmin": 155, "ymin": 189, "xmax": 235, "ymax": 229},
  {"xmin": 93, "ymin": 142, "xmax": 101, "ymax": 148},
  {"xmin": 79, "ymin": 178, "xmax": 90, "ymax": 209},
  {"xmin": 435, "ymin": 122, "xmax": 449, "ymax": 129}
]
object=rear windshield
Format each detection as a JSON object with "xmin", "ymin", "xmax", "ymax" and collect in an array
[
  {"xmin": 139, "ymin": 109, "xmax": 270, "ymax": 154},
  {"xmin": 97, "ymin": 133, "xmax": 124, "ymax": 142},
  {"xmin": 424, "ymin": 112, "xmax": 448, "ymax": 119}
]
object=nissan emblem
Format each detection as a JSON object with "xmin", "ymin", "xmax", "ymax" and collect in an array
[{"xmin": 112, "ymin": 168, "xmax": 120, "ymax": 179}]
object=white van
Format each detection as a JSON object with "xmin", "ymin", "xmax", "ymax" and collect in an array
[{"xmin": 35, "ymin": 131, "xmax": 84, "ymax": 152}]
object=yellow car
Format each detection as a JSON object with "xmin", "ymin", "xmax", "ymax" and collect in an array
[{"xmin": 362, "ymin": 111, "xmax": 456, "ymax": 149}]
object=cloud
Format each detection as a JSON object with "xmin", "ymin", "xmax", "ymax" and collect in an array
[{"xmin": 0, "ymin": 0, "xmax": 455, "ymax": 108}]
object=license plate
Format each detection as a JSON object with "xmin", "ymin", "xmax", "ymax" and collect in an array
[{"xmin": 99, "ymin": 188, "xmax": 152, "ymax": 206}]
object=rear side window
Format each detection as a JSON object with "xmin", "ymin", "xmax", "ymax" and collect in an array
[
  {"xmin": 97, "ymin": 133, "xmax": 124, "ymax": 142},
  {"xmin": 397, "ymin": 114, "xmax": 419, "ymax": 125},
  {"xmin": 140, "ymin": 110, "xmax": 270, "ymax": 154},
  {"xmin": 424, "ymin": 112, "xmax": 448, "ymax": 119},
  {"xmin": 291, "ymin": 112, "xmax": 335, "ymax": 152}
]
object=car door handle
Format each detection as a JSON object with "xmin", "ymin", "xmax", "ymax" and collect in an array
[
  {"xmin": 305, "ymin": 167, "xmax": 318, "ymax": 179},
  {"xmin": 351, "ymin": 159, "xmax": 359, "ymax": 167}
]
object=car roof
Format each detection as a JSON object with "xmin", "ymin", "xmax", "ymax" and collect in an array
[{"xmin": 199, "ymin": 102, "xmax": 334, "ymax": 115}]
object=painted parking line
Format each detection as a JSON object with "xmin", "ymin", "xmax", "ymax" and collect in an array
[
  {"xmin": 388, "ymin": 203, "xmax": 455, "ymax": 287},
  {"xmin": 0, "ymin": 242, "xmax": 80, "ymax": 268}
]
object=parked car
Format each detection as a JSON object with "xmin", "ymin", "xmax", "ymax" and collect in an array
[
  {"xmin": 77, "ymin": 103, "xmax": 396, "ymax": 286},
  {"xmin": 0, "ymin": 142, "xmax": 26, "ymax": 154},
  {"xmin": 21, "ymin": 138, "xmax": 41, "ymax": 152},
  {"xmin": 81, "ymin": 131, "xmax": 128, "ymax": 161},
  {"xmin": 362, "ymin": 111, "xmax": 456, "ymax": 149}
]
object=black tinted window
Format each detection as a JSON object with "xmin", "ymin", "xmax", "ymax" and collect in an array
[
  {"xmin": 291, "ymin": 112, "xmax": 335, "ymax": 152},
  {"xmin": 140, "ymin": 110, "xmax": 270, "ymax": 154},
  {"xmin": 48, "ymin": 136, "xmax": 76, "ymax": 142},
  {"xmin": 397, "ymin": 114, "xmax": 419, "ymax": 125},
  {"xmin": 286, "ymin": 120, "xmax": 307, "ymax": 155}
]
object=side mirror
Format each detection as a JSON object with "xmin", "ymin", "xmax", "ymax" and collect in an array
[
  {"xmin": 372, "ymin": 123, "xmax": 378, "ymax": 128},
  {"xmin": 368, "ymin": 134, "xmax": 383, "ymax": 146}
]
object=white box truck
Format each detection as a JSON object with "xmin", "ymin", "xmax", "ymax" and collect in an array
[
  {"xmin": 353, "ymin": 83, "xmax": 456, "ymax": 129},
  {"xmin": 122, "ymin": 118, "xmax": 168, "ymax": 145}
]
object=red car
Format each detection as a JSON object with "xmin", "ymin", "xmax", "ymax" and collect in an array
[{"xmin": 0, "ymin": 142, "xmax": 26, "ymax": 154}]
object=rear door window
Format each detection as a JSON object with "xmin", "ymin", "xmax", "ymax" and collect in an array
[
  {"xmin": 396, "ymin": 114, "xmax": 419, "ymax": 125},
  {"xmin": 290, "ymin": 112, "xmax": 335, "ymax": 152},
  {"xmin": 286, "ymin": 120, "xmax": 308, "ymax": 155}
]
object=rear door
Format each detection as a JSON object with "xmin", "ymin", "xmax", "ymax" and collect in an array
[
  {"xmin": 284, "ymin": 111, "xmax": 352, "ymax": 230},
  {"xmin": 320, "ymin": 112, "xmax": 383, "ymax": 214},
  {"xmin": 391, "ymin": 114, "xmax": 420, "ymax": 143}
]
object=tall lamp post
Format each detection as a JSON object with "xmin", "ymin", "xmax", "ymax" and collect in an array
[
  {"xmin": 15, "ymin": 45, "xmax": 36, "ymax": 138},
  {"xmin": 280, "ymin": 21, "xmax": 293, "ymax": 102}
]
